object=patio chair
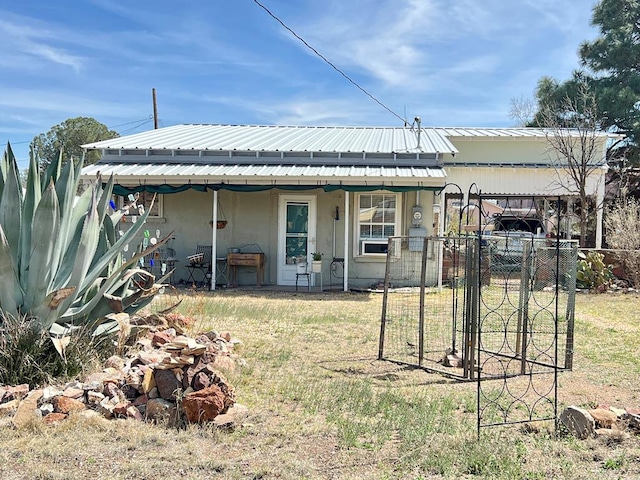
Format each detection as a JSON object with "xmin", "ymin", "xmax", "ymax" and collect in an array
[{"xmin": 186, "ymin": 245, "xmax": 213, "ymax": 287}]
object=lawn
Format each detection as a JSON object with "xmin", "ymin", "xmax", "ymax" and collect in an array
[{"xmin": 0, "ymin": 290, "xmax": 639, "ymax": 479}]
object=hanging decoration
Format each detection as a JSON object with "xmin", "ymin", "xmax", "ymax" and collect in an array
[{"xmin": 209, "ymin": 197, "xmax": 228, "ymax": 229}]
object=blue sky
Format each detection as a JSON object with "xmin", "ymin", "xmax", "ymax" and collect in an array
[{"xmin": 1, "ymin": 0, "xmax": 598, "ymax": 170}]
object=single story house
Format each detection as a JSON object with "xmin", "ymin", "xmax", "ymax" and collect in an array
[{"xmin": 80, "ymin": 124, "xmax": 613, "ymax": 290}]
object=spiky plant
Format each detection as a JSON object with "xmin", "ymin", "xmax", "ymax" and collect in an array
[{"xmin": 0, "ymin": 143, "xmax": 171, "ymax": 340}]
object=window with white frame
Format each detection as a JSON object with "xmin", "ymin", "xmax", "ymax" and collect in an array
[
  {"xmin": 356, "ymin": 193, "xmax": 401, "ymax": 255},
  {"xmin": 117, "ymin": 191, "xmax": 163, "ymax": 219}
]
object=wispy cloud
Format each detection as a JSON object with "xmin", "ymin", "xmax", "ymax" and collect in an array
[{"xmin": 0, "ymin": 15, "xmax": 84, "ymax": 71}]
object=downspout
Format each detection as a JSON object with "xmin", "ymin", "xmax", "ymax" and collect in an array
[
  {"xmin": 211, "ymin": 189, "xmax": 218, "ymax": 291},
  {"xmin": 343, "ymin": 191, "xmax": 350, "ymax": 292}
]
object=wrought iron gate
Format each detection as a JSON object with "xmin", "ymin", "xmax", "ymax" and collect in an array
[{"xmin": 378, "ymin": 195, "xmax": 578, "ymax": 432}]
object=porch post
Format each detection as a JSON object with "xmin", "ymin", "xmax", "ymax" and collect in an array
[
  {"xmin": 437, "ymin": 191, "xmax": 445, "ymax": 290},
  {"xmin": 343, "ymin": 191, "xmax": 349, "ymax": 292},
  {"xmin": 211, "ymin": 189, "xmax": 218, "ymax": 291},
  {"xmin": 595, "ymin": 166, "xmax": 606, "ymax": 249}
]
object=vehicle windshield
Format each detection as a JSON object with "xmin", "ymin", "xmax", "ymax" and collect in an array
[{"xmin": 494, "ymin": 216, "xmax": 543, "ymax": 233}]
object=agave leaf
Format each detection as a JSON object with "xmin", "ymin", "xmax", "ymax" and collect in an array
[
  {"xmin": 95, "ymin": 174, "xmax": 114, "ymax": 223},
  {"xmin": 77, "ymin": 195, "xmax": 161, "ymax": 293},
  {"xmin": 86, "ymin": 270, "xmax": 157, "ymax": 323},
  {"xmin": 54, "ymin": 157, "xmax": 74, "ymax": 213},
  {"xmin": 33, "ymin": 192, "xmax": 101, "ymax": 330},
  {"xmin": 0, "ymin": 144, "xmax": 7, "ymax": 190},
  {"xmin": 20, "ymin": 147, "xmax": 42, "ymax": 282},
  {"xmin": 41, "ymin": 149, "xmax": 63, "ymax": 192},
  {"xmin": 103, "ymin": 211, "xmax": 117, "ymax": 248},
  {"xmin": 0, "ymin": 143, "xmax": 23, "ymax": 268},
  {"xmin": 49, "ymin": 159, "xmax": 77, "ymax": 278},
  {"xmin": 49, "ymin": 187, "xmax": 93, "ymax": 291},
  {"xmin": 23, "ymin": 181, "xmax": 60, "ymax": 314},
  {"xmin": 60, "ymin": 232, "xmax": 173, "ymax": 324},
  {"xmin": 91, "ymin": 319, "xmax": 120, "ymax": 337},
  {"xmin": 0, "ymin": 224, "xmax": 23, "ymax": 317}
]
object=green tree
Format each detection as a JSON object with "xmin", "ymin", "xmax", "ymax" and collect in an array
[
  {"xmin": 531, "ymin": 0, "xmax": 640, "ymax": 166},
  {"xmin": 579, "ymin": 0, "xmax": 640, "ymax": 157},
  {"xmin": 30, "ymin": 117, "xmax": 119, "ymax": 170}
]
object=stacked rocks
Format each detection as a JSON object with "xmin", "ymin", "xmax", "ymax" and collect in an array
[{"xmin": 0, "ymin": 327, "xmax": 248, "ymax": 428}]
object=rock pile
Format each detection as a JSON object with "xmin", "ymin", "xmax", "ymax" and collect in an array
[
  {"xmin": 559, "ymin": 404, "xmax": 640, "ymax": 440},
  {"xmin": 0, "ymin": 325, "xmax": 248, "ymax": 429}
]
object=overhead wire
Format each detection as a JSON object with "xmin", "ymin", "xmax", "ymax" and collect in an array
[
  {"xmin": 119, "ymin": 118, "xmax": 153, "ymax": 135},
  {"xmin": 108, "ymin": 116, "xmax": 154, "ymax": 129},
  {"xmin": 252, "ymin": 0, "xmax": 409, "ymax": 125}
]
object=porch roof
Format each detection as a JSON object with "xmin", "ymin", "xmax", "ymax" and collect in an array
[{"xmin": 81, "ymin": 162, "xmax": 446, "ymax": 192}]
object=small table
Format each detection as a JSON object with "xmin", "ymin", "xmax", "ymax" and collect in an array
[{"xmin": 227, "ymin": 253, "xmax": 265, "ymax": 287}]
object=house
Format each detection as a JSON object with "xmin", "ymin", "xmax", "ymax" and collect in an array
[{"xmin": 80, "ymin": 124, "xmax": 613, "ymax": 290}]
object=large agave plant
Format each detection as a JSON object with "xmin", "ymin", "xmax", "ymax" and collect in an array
[{"xmin": 0, "ymin": 143, "xmax": 171, "ymax": 337}]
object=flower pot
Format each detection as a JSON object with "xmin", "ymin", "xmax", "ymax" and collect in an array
[
  {"xmin": 311, "ymin": 260, "xmax": 322, "ymax": 273},
  {"xmin": 296, "ymin": 262, "xmax": 307, "ymax": 274}
]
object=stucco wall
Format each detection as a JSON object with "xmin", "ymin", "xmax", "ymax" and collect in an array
[{"xmin": 442, "ymin": 137, "xmax": 606, "ymax": 196}]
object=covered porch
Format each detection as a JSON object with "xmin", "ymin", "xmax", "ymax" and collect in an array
[{"xmin": 81, "ymin": 167, "xmax": 447, "ymax": 291}]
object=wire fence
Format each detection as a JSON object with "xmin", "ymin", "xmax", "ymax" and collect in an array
[{"xmin": 378, "ymin": 223, "xmax": 578, "ymax": 431}]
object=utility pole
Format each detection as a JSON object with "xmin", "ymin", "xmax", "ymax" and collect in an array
[{"xmin": 152, "ymin": 88, "xmax": 159, "ymax": 129}]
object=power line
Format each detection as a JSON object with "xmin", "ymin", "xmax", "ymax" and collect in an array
[
  {"xmin": 108, "ymin": 116, "xmax": 154, "ymax": 129},
  {"xmin": 120, "ymin": 118, "xmax": 153, "ymax": 135},
  {"xmin": 252, "ymin": 0, "xmax": 408, "ymax": 125}
]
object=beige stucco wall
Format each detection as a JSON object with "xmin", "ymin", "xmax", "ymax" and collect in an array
[{"xmin": 442, "ymin": 137, "xmax": 607, "ymax": 196}]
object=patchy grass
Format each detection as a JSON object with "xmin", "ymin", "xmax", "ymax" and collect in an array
[{"xmin": 0, "ymin": 290, "xmax": 639, "ymax": 479}]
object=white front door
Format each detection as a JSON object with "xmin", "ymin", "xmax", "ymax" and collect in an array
[{"xmin": 277, "ymin": 195, "xmax": 317, "ymax": 285}]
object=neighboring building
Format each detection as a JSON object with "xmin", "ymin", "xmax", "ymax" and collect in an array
[{"xmin": 80, "ymin": 124, "xmax": 614, "ymax": 290}]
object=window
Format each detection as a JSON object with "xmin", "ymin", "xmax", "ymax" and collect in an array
[
  {"xmin": 118, "ymin": 192, "xmax": 163, "ymax": 219},
  {"xmin": 356, "ymin": 193, "xmax": 401, "ymax": 255}
]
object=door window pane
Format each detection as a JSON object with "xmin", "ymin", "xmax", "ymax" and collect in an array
[{"xmin": 285, "ymin": 202, "xmax": 309, "ymax": 264}]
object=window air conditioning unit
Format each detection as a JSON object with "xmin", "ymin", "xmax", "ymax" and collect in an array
[{"xmin": 360, "ymin": 240, "xmax": 389, "ymax": 255}]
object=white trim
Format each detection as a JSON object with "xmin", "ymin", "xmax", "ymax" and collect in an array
[
  {"xmin": 344, "ymin": 192, "xmax": 349, "ymax": 292},
  {"xmin": 277, "ymin": 194, "xmax": 317, "ymax": 286},
  {"xmin": 352, "ymin": 192, "xmax": 402, "ymax": 258},
  {"xmin": 211, "ymin": 190, "xmax": 218, "ymax": 291}
]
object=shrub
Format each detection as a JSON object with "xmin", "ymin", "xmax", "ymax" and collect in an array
[
  {"xmin": 576, "ymin": 251, "xmax": 613, "ymax": 291},
  {"xmin": 0, "ymin": 314, "xmax": 110, "ymax": 386},
  {"xmin": 604, "ymin": 196, "xmax": 640, "ymax": 287}
]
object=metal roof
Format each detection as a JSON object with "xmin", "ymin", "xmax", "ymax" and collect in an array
[
  {"xmin": 82, "ymin": 124, "xmax": 458, "ymax": 155},
  {"xmin": 80, "ymin": 163, "xmax": 446, "ymax": 182},
  {"xmin": 435, "ymin": 127, "xmax": 616, "ymax": 138}
]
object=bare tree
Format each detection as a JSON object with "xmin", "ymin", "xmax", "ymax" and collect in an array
[
  {"xmin": 508, "ymin": 95, "xmax": 537, "ymax": 127},
  {"xmin": 539, "ymin": 85, "xmax": 605, "ymax": 247},
  {"xmin": 604, "ymin": 195, "xmax": 640, "ymax": 287}
]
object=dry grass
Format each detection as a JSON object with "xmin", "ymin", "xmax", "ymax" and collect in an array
[{"xmin": 1, "ymin": 290, "xmax": 639, "ymax": 479}]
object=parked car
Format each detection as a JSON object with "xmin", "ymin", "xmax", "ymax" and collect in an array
[{"xmin": 484, "ymin": 215, "xmax": 548, "ymax": 271}]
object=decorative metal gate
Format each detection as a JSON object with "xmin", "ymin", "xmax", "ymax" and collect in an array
[{"xmin": 378, "ymin": 195, "xmax": 578, "ymax": 432}]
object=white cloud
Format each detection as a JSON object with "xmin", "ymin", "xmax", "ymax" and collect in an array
[{"xmin": 0, "ymin": 16, "xmax": 84, "ymax": 71}]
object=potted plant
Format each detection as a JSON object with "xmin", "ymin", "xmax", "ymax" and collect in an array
[{"xmin": 311, "ymin": 252, "xmax": 322, "ymax": 273}]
